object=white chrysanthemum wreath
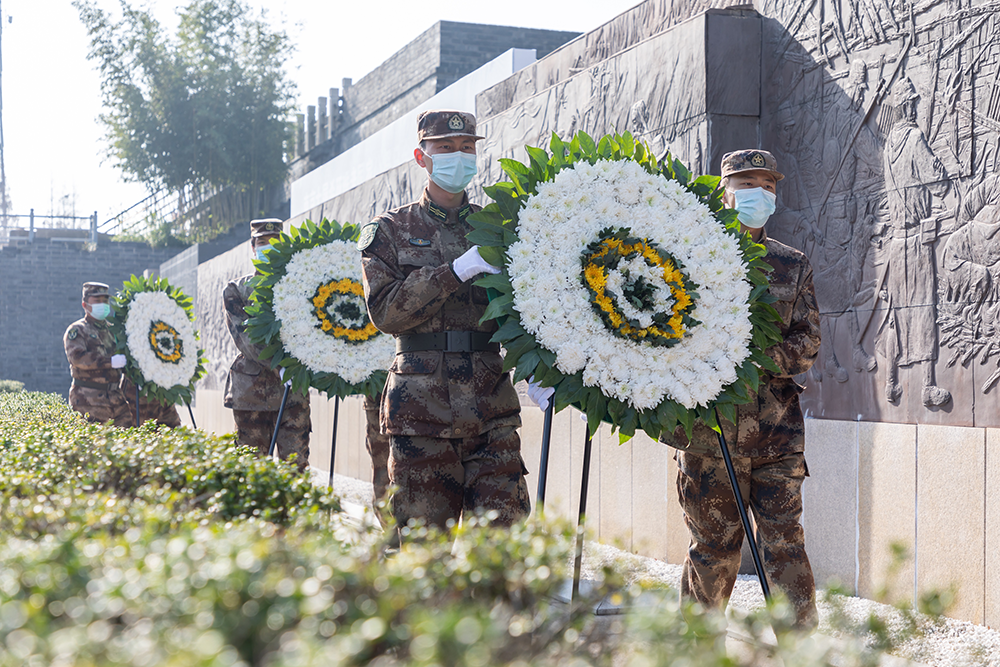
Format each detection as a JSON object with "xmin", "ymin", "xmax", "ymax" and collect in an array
[
  {"xmin": 245, "ymin": 219, "xmax": 393, "ymax": 398},
  {"xmin": 469, "ymin": 131, "xmax": 781, "ymax": 440},
  {"xmin": 111, "ymin": 275, "xmax": 206, "ymax": 406}
]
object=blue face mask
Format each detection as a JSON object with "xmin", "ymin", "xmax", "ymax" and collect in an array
[
  {"xmin": 255, "ymin": 247, "xmax": 270, "ymax": 263},
  {"xmin": 428, "ymin": 150, "xmax": 478, "ymax": 194},
  {"xmin": 89, "ymin": 303, "xmax": 111, "ymax": 321},
  {"xmin": 728, "ymin": 187, "xmax": 776, "ymax": 229}
]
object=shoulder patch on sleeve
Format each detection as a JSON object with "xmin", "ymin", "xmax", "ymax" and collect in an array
[
  {"xmin": 68, "ymin": 328, "xmax": 78, "ymax": 340},
  {"xmin": 357, "ymin": 220, "xmax": 380, "ymax": 251}
]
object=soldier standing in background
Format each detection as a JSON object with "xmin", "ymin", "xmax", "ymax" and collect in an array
[
  {"xmin": 63, "ymin": 282, "xmax": 131, "ymax": 426},
  {"xmin": 360, "ymin": 110, "xmax": 531, "ymax": 534},
  {"xmin": 659, "ymin": 150, "xmax": 821, "ymax": 631},
  {"xmin": 223, "ymin": 219, "xmax": 312, "ymax": 471}
]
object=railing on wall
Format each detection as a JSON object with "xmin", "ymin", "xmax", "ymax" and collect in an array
[{"xmin": 0, "ymin": 210, "xmax": 99, "ymax": 246}]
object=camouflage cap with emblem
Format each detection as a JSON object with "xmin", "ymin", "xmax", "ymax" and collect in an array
[
  {"xmin": 417, "ymin": 110, "xmax": 484, "ymax": 142},
  {"xmin": 720, "ymin": 149, "xmax": 784, "ymax": 182},
  {"xmin": 82, "ymin": 282, "xmax": 110, "ymax": 300},
  {"xmin": 250, "ymin": 218, "xmax": 284, "ymax": 239}
]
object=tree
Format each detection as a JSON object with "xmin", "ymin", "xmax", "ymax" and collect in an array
[{"xmin": 74, "ymin": 0, "xmax": 296, "ymax": 219}]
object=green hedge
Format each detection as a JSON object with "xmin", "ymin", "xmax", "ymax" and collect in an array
[
  {"xmin": 0, "ymin": 393, "xmax": 930, "ymax": 666},
  {"xmin": 0, "ymin": 380, "xmax": 26, "ymax": 394}
]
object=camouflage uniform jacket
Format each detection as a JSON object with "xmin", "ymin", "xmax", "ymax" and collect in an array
[
  {"xmin": 660, "ymin": 233, "xmax": 821, "ymax": 458},
  {"xmin": 63, "ymin": 316, "xmax": 122, "ymax": 387},
  {"xmin": 361, "ymin": 188, "xmax": 521, "ymax": 438},
  {"xmin": 223, "ymin": 275, "xmax": 309, "ymax": 412}
]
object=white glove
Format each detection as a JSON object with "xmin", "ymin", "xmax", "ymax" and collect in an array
[
  {"xmin": 527, "ymin": 376, "xmax": 555, "ymax": 412},
  {"xmin": 279, "ymin": 367, "xmax": 292, "ymax": 387},
  {"xmin": 452, "ymin": 246, "xmax": 500, "ymax": 282},
  {"xmin": 111, "ymin": 354, "xmax": 127, "ymax": 369}
]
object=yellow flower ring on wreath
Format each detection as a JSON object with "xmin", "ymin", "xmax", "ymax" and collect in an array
[
  {"xmin": 582, "ymin": 229, "xmax": 699, "ymax": 346},
  {"xmin": 311, "ymin": 277, "xmax": 381, "ymax": 344},
  {"xmin": 148, "ymin": 320, "xmax": 184, "ymax": 363}
]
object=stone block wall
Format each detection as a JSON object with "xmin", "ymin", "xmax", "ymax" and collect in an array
[
  {"xmin": 336, "ymin": 21, "xmax": 580, "ymax": 152},
  {"xmin": 0, "ymin": 240, "xmax": 183, "ymax": 394}
]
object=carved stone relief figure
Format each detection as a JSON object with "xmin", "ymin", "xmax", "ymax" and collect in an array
[
  {"xmin": 939, "ymin": 172, "xmax": 1000, "ymax": 392},
  {"xmin": 875, "ymin": 77, "xmax": 952, "ymax": 406}
]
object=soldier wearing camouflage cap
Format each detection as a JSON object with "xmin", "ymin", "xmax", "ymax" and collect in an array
[
  {"xmin": 63, "ymin": 281, "xmax": 132, "ymax": 425},
  {"xmin": 359, "ymin": 110, "xmax": 531, "ymax": 536},
  {"xmin": 223, "ymin": 219, "xmax": 312, "ymax": 470},
  {"xmin": 660, "ymin": 149, "xmax": 821, "ymax": 630}
]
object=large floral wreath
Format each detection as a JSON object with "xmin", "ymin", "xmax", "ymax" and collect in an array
[
  {"xmin": 110, "ymin": 274, "xmax": 207, "ymax": 406},
  {"xmin": 245, "ymin": 218, "xmax": 394, "ymax": 399},
  {"xmin": 469, "ymin": 131, "xmax": 782, "ymax": 441}
]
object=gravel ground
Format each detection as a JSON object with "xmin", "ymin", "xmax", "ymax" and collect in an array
[{"xmin": 314, "ymin": 469, "xmax": 1000, "ymax": 666}]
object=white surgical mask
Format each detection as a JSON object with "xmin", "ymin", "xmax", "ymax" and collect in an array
[
  {"xmin": 728, "ymin": 187, "xmax": 776, "ymax": 229},
  {"xmin": 427, "ymin": 150, "xmax": 478, "ymax": 194},
  {"xmin": 89, "ymin": 303, "xmax": 111, "ymax": 321}
]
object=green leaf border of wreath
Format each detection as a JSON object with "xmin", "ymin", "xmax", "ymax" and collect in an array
[
  {"xmin": 110, "ymin": 274, "xmax": 207, "ymax": 407},
  {"xmin": 467, "ymin": 130, "xmax": 784, "ymax": 442},
  {"xmin": 244, "ymin": 218, "xmax": 388, "ymax": 400}
]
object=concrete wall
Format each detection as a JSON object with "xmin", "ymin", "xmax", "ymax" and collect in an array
[
  {"xmin": 0, "ymin": 239, "xmax": 182, "ymax": 394},
  {"xmin": 337, "ymin": 21, "xmax": 580, "ymax": 152}
]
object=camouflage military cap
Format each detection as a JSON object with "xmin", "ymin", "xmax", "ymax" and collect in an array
[
  {"xmin": 720, "ymin": 149, "xmax": 784, "ymax": 181},
  {"xmin": 250, "ymin": 218, "xmax": 283, "ymax": 239},
  {"xmin": 417, "ymin": 110, "xmax": 484, "ymax": 142},
  {"xmin": 82, "ymin": 282, "xmax": 110, "ymax": 300}
]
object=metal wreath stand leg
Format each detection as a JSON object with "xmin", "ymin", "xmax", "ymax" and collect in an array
[
  {"xmin": 714, "ymin": 407, "xmax": 771, "ymax": 599},
  {"xmin": 535, "ymin": 402, "xmax": 555, "ymax": 511},
  {"xmin": 185, "ymin": 402, "xmax": 197, "ymax": 430},
  {"xmin": 267, "ymin": 384, "xmax": 291, "ymax": 458},
  {"xmin": 571, "ymin": 428, "xmax": 594, "ymax": 601},
  {"xmin": 134, "ymin": 383, "xmax": 141, "ymax": 428},
  {"xmin": 327, "ymin": 395, "xmax": 340, "ymax": 490}
]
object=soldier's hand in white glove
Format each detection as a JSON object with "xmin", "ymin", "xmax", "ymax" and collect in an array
[
  {"xmin": 452, "ymin": 246, "xmax": 500, "ymax": 282},
  {"xmin": 111, "ymin": 354, "xmax": 127, "ymax": 369},
  {"xmin": 279, "ymin": 367, "xmax": 292, "ymax": 387},
  {"xmin": 526, "ymin": 376, "xmax": 555, "ymax": 412}
]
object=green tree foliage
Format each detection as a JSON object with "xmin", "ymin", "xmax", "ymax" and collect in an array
[{"xmin": 74, "ymin": 0, "xmax": 296, "ymax": 194}]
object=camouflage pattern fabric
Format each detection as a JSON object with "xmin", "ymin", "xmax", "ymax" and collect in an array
[
  {"xmin": 389, "ymin": 425, "xmax": 530, "ymax": 530},
  {"xmin": 676, "ymin": 451, "xmax": 818, "ymax": 630},
  {"xmin": 223, "ymin": 275, "xmax": 296, "ymax": 412},
  {"xmin": 659, "ymin": 233, "xmax": 821, "ymax": 458},
  {"xmin": 121, "ymin": 377, "xmax": 181, "ymax": 428},
  {"xmin": 233, "ymin": 400, "xmax": 312, "ymax": 471},
  {"xmin": 360, "ymin": 189, "xmax": 521, "ymax": 438},
  {"xmin": 364, "ymin": 392, "xmax": 391, "ymax": 521},
  {"xmin": 360, "ymin": 187, "xmax": 526, "ymax": 528},
  {"xmin": 63, "ymin": 315, "xmax": 131, "ymax": 426}
]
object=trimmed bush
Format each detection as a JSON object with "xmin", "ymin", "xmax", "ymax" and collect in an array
[{"xmin": 0, "ymin": 380, "xmax": 26, "ymax": 394}]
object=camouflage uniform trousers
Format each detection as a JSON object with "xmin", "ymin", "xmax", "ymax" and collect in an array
[
  {"xmin": 69, "ymin": 386, "xmax": 133, "ymax": 427},
  {"xmin": 364, "ymin": 393, "xmax": 391, "ymax": 524},
  {"xmin": 389, "ymin": 424, "xmax": 530, "ymax": 531},
  {"xmin": 233, "ymin": 401, "xmax": 312, "ymax": 471},
  {"xmin": 676, "ymin": 451, "xmax": 818, "ymax": 630}
]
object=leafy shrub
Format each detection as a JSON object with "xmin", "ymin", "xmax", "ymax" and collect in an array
[
  {"xmin": 0, "ymin": 380, "xmax": 26, "ymax": 394},
  {"xmin": 0, "ymin": 392, "xmax": 339, "ymax": 537}
]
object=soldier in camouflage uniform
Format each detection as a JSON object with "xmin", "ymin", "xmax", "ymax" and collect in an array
[
  {"xmin": 121, "ymin": 376, "xmax": 182, "ymax": 428},
  {"xmin": 360, "ymin": 110, "xmax": 530, "ymax": 533},
  {"xmin": 223, "ymin": 219, "xmax": 312, "ymax": 471},
  {"xmin": 660, "ymin": 150, "xmax": 821, "ymax": 630},
  {"xmin": 63, "ymin": 282, "xmax": 132, "ymax": 426}
]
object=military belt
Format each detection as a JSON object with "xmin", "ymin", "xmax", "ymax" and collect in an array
[
  {"xmin": 396, "ymin": 331, "xmax": 498, "ymax": 353},
  {"xmin": 73, "ymin": 379, "xmax": 117, "ymax": 391}
]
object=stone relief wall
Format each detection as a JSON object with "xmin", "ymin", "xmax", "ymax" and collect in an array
[{"xmin": 757, "ymin": 0, "xmax": 1000, "ymax": 427}]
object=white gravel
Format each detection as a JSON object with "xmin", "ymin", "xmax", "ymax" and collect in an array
[{"xmin": 313, "ymin": 470, "xmax": 1000, "ymax": 666}]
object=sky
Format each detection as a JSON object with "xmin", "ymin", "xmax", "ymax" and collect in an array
[{"xmin": 0, "ymin": 0, "xmax": 642, "ymax": 228}]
